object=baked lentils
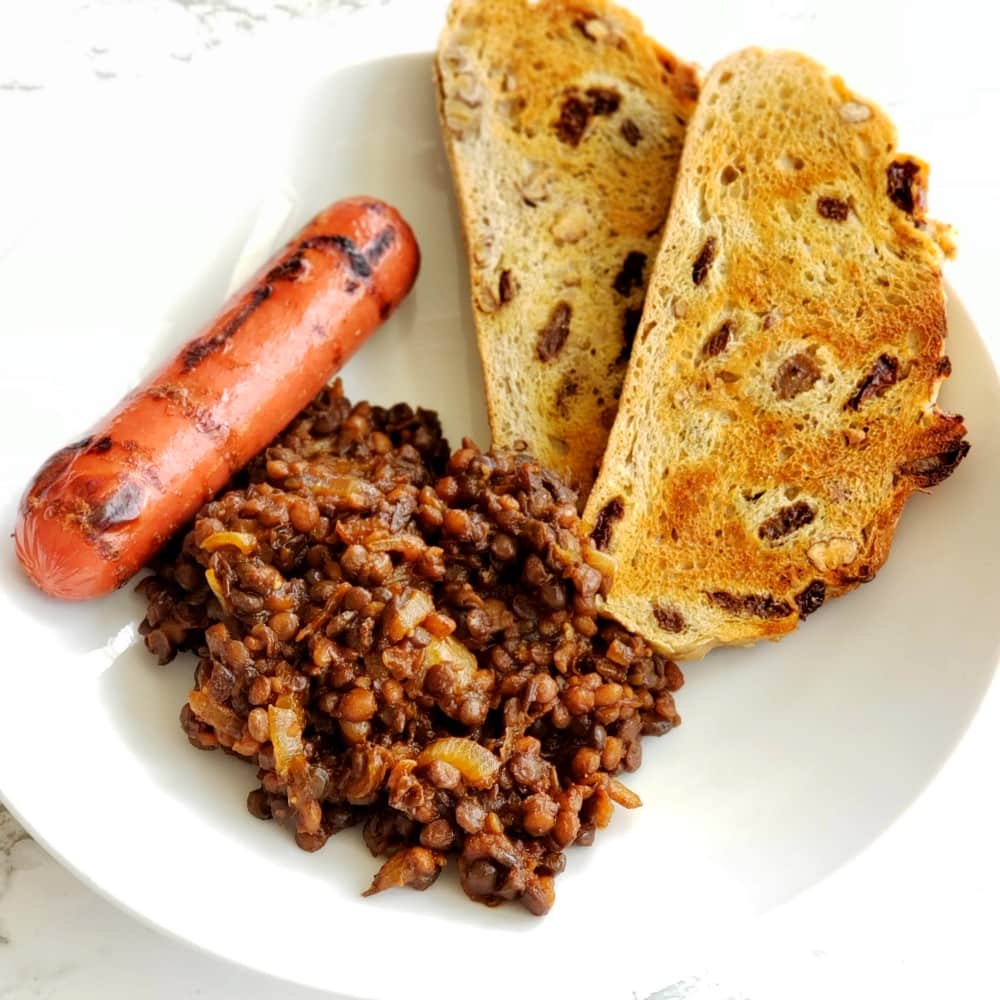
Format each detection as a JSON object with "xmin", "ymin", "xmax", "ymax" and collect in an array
[{"xmin": 140, "ymin": 382, "xmax": 683, "ymax": 914}]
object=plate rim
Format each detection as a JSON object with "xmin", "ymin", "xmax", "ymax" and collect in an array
[{"xmin": 1, "ymin": 10, "xmax": 999, "ymax": 998}]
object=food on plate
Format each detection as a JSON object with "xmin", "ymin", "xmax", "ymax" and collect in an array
[
  {"xmin": 582, "ymin": 48, "xmax": 969, "ymax": 659},
  {"xmin": 9, "ymin": 0, "xmax": 973, "ymax": 921},
  {"xmin": 15, "ymin": 197, "xmax": 419, "ymax": 601},
  {"xmin": 436, "ymin": 0, "xmax": 698, "ymax": 499},
  {"xmin": 140, "ymin": 383, "xmax": 683, "ymax": 914}
]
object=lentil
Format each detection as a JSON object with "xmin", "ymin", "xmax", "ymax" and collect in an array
[{"xmin": 139, "ymin": 382, "xmax": 684, "ymax": 915}]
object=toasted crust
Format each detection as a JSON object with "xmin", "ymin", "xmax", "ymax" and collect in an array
[
  {"xmin": 435, "ymin": 0, "xmax": 698, "ymax": 498},
  {"xmin": 583, "ymin": 48, "xmax": 969, "ymax": 659}
]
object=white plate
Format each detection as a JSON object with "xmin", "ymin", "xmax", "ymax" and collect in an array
[{"xmin": 1, "ymin": 8, "xmax": 999, "ymax": 1000}]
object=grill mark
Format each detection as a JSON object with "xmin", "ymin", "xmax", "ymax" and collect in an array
[
  {"xmin": 265, "ymin": 253, "xmax": 307, "ymax": 283},
  {"xmin": 89, "ymin": 480, "xmax": 145, "ymax": 531},
  {"xmin": 364, "ymin": 227, "xmax": 396, "ymax": 266},
  {"xmin": 146, "ymin": 383, "xmax": 228, "ymax": 439},
  {"xmin": 193, "ymin": 406, "xmax": 225, "ymax": 436},
  {"xmin": 301, "ymin": 234, "xmax": 372, "ymax": 278},
  {"xmin": 181, "ymin": 226, "xmax": 391, "ymax": 374},
  {"xmin": 111, "ymin": 438, "xmax": 166, "ymax": 493},
  {"xmin": 182, "ymin": 285, "xmax": 272, "ymax": 371},
  {"xmin": 21, "ymin": 438, "xmax": 93, "ymax": 514},
  {"xmin": 138, "ymin": 460, "xmax": 165, "ymax": 493},
  {"xmin": 97, "ymin": 536, "xmax": 121, "ymax": 564}
]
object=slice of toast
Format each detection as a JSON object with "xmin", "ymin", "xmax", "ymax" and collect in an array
[
  {"xmin": 435, "ymin": 0, "xmax": 698, "ymax": 499},
  {"xmin": 583, "ymin": 48, "xmax": 969, "ymax": 659}
]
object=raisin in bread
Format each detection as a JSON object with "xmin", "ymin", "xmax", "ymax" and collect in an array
[
  {"xmin": 583, "ymin": 47, "xmax": 969, "ymax": 659},
  {"xmin": 435, "ymin": 0, "xmax": 698, "ymax": 499}
]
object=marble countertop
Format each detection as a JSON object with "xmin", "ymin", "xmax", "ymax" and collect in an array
[{"xmin": 2, "ymin": 1, "xmax": 999, "ymax": 998}]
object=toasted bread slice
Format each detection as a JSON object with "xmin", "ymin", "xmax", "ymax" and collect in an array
[
  {"xmin": 435, "ymin": 0, "xmax": 698, "ymax": 498},
  {"xmin": 583, "ymin": 48, "xmax": 969, "ymax": 659}
]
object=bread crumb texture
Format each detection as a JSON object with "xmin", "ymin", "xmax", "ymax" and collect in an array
[
  {"xmin": 583, "ymin": 48, "xmax": 969, "ymax": 659},
  {"xmin": 436, "ymin": 0, "xmax": 698, "ymax": 498}
]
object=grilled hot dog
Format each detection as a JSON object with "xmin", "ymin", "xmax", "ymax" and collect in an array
[{"xmin": 15, "ymin": 196, "xmax": 420, "ymax": 600}]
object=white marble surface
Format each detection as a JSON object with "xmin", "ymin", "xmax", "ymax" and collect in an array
[{"xmin": 2, "ymin": 1, "xmax": 1000, "ymax": 998}]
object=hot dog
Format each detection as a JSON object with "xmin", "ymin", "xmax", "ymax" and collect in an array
[{"xmin": 15, "ymin": 196, "xmax": 420, "ymax": 600}]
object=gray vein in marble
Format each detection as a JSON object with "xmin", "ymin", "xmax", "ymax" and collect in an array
[
  {"xmin": 176, "ymin": 0, "xmax": 271, "ymax": 33},
  {"xmin": 0, "ymin": 0, "xmax": 396, "ymax": 91},
  {"xmin": 1, "ymin": 806, "xmax": 32, "ymax": 947},
  {"xmin": 0, "ymin": 963, "xmax": 77, "ymax": 1000},
  {"xmin": 644, "ymin": 977, "xmax": 751, "ymax": 1000},
  {"xmin": 1, "ymin": 809, "xmax": 31, "ymax": 886}
]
